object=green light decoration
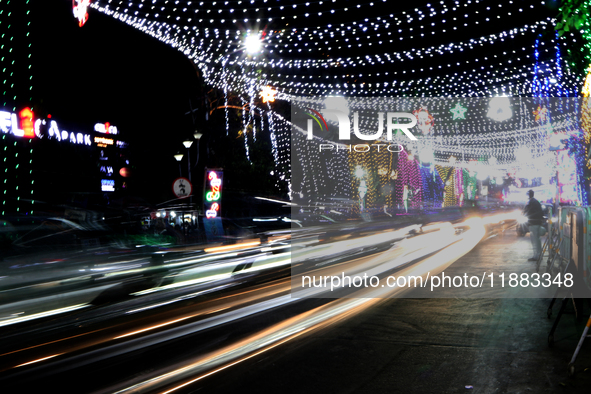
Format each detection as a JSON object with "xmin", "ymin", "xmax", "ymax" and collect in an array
[
  {"xmin": 556, "ymin": 0, "xmax": 591, "ymax": 70},
  {"xmin": 450, "ymin": 103, "xmax": 467, "ymax": 120}
]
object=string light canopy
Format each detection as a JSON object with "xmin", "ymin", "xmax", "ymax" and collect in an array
[
  {"xmin": 89, "ymin": 1, "xmax": 584, "ymax": 98},
  {"xmin": 88, "ymin": 1, "xmax": 589, "ymax": 204}
]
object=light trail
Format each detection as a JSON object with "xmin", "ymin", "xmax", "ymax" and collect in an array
[
  {"xmin": 108, "ymin": 222, "xmax": 487, "ymax": 393},
  {"xmin": 2, "ymin": 216, "xmax": 499, "ymax": 384},
  {"xmin": 0, "ymin": 304, "xmax": 89, "ymax": 328}
]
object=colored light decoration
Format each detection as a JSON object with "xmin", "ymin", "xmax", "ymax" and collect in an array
[
  {"xmin": 260, "ymin": 86, "xmax": 277, "ymax": 103},
  {"xmin": 454, "ymin": 168, "xmax": 464, "ymax": 206},
  {"xmin": 582, "ymin": 65, "xmax": 591, "ymax": 204},
  {"xmin": 556, "ymin": 0, "xmax": 591, "ymax": 67},
  {"xmin": 412, "ymin": 108, "xmax": 434, "ymax": 136},
  {"xmin": 487, "ymin": 97, "xmax": 512, "ymax": 122},
  {"xmin": 73, "ymin": 0, "xmax": 91, "ymax": 27},
  {"xmin": 533, "ymin": 105, "xmax": 549, "ymax": 123},
  {"xmin": 450, "ymin": 103, "xmax": 467, "ymax": 120},
  {"xmin": 204, "ymin": 170, "xmax": 223, "ymax": 219},
  {"xmin": 463, "ymin": 169, "xmax": 477, "ymax": 201},
  {"xmin": 556, "ymin": 150, "xmax": 580, "ymax": 203},
  {"xmin": 436, "ymin": 165, "xmax": 456, "ymax": 207},
  {"xmin": 396, "ymin": 150, "xmax": 423, "ymax": 210}
]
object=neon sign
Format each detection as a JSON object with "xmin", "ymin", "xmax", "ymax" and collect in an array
[
  {"xmin": 73, "ymin": 0, "xmax": 91, "ymax": 27},
  {"xmin": 100, "ymin": 166, "xmax": 114, "ymax": 176},
  {"xmin": 204, "ymin": 170, "xmax": 223, "ymax": 219},
  {"xmin": 37, "ymin": 119, "xmax": 92, "ymax": 146},
  {"xmin": 0, "ymin": 109, "xmax": 36, "ymax": 138},
  {"xmin": 206, "ymin": 203, "xmax": 219, "ymax": 219},
  {"xmin": 1, "ymin": 107, "xmax": 126, "ymax": 148},
  {"xmin": 94, "ymin": 122, "xmax": 118, "ymax": 135}
]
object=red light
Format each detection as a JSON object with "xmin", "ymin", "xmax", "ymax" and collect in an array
[
  {"xmin": 119, "ymin": 167, "xmax": 132, "ymax": 178},
  {"xmin": 47, "ymin": 114, "xmax": 52, "ymax": 119},
  {"xmin": 19, "ymin": 108, "xmax": 35, "ymax": 138}
]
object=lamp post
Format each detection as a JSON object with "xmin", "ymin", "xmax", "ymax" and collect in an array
[
  {"xmin": 180, "ymin": 131, "xmax": 203, "ymax": 209},
  {"xmin": 182, "ymin": 139, "xmax": 194, "ymax": 185},
  {"xmin": 174, "ymin": 153, "xmax": 184, "ymax": 177}
]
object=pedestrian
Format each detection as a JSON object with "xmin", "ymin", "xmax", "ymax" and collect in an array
[{"xmin": 522, "ymin": 189, "xmax": 544, "ymax": 261}]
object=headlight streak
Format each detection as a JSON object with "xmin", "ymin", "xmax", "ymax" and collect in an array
[
  {"xmin": 0, "ymin": 304, "xmax": 89, "ymax": 328},
  {"xmin": 204, "ymin": 241, "xmax": 261, "ymax": 253},
  {"xmin": 131, "ymin": 274, "xmax": 234, "ymax": 296},
  {"xmin": 132, "ymin": 252, "xmax": 292, "ymax": 296},
  {"xmin": 14, "ymin": 353, "xmax": 63, "ymax": 368},
  {"xmin": 113, "ymin": 316, "xmax": 194, "ymax": 339},
  {"xmin": 124, "ymin": 284, "xmax": 236, "ymax": 315},
  {"xmin": 292, "ymin": 224, "xmax": 419, "ymax": 263}
]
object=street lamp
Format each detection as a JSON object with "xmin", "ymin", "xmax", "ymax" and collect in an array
[
  {"xmin": 179, "ymin": 132, "xmax": 204, "ymax": 210},
  {"xmin": 174, "ymin": 153, "xmax": 184, "ymax": 177}
]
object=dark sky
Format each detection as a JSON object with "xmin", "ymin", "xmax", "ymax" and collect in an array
[{"xmin": 32, "ymin": 1, "xmax": 203, "ymax": 203}]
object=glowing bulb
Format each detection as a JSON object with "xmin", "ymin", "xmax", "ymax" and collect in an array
[
  {"xmin": 355, "ymin": 165, "xmax": 365, "ymax": 178},
  {"xmin": 245, "ymin": 34, "xmax": 262, "ymax": 54}
]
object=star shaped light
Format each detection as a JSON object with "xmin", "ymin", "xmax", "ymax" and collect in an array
[
  {"xmin": 260, "ymin": 85, "xmax": 277, "ymax": 103},
  {"xmin": 533, "ymin": 105, "xmax": 548, "ymax": 122},
  {"xmin": 450, "ymin": 103, "xmax": 467, "ymax": 120}
]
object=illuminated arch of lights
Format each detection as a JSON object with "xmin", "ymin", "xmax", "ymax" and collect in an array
[{"xmin": 89, "ymin": 0, "xmax": 589, "ymax": 203}]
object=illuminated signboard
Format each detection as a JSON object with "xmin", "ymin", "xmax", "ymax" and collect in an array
[
  {"xmin": 0, "ymin": 109, "xmax": 36, "ymax": 138},
  {"xmin": 204, "ymin": 169, "xmax": 223, "ymax": 219},
  {"xmin": 100, "ymin": 166, "xmax": 114, "ymax": 176},
  {"xmin": 37, "ymin": 119, "xmax": 92, "ymax": 146},
  {"xmin": 101, "ymin": 179, "xmax": 115, "ymax": 192},
  {"xmin": 94, "ymin": 136, "xmax": 114, "ymax": 147},
  {"xmin": 94, "ymin": 122, "xmax": 118, "ymax": 135},
  {"xmin": 1, "ymin": 108, "xmax": 124, "ymax": 148}
]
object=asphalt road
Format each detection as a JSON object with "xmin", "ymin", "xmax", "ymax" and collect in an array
[
  {"xmin": 174, "ymin": 235, "xmax": 591, "ymax": 394},
  {"xmin": 2, "ymin": 222, "xmax": 591, "ymax": 393}
]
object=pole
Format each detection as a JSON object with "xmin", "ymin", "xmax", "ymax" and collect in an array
[{"xmin": 187, "ymin": 147, "xmax": 192, "ymax": 209}]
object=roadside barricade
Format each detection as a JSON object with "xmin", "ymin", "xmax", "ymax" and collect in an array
[{"xmin": 542, "ymin": 206, "xmax": 591, "ymax": 377}]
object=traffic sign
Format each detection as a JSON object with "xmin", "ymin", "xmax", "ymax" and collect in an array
[{"xmin": 173, "ymin": 177, "xmax": 192, "ymax": 198}]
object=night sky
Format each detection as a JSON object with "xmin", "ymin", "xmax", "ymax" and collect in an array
[{"xmin": 32, "ymin": 1, "xmax": 203, "ymax": 204}]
